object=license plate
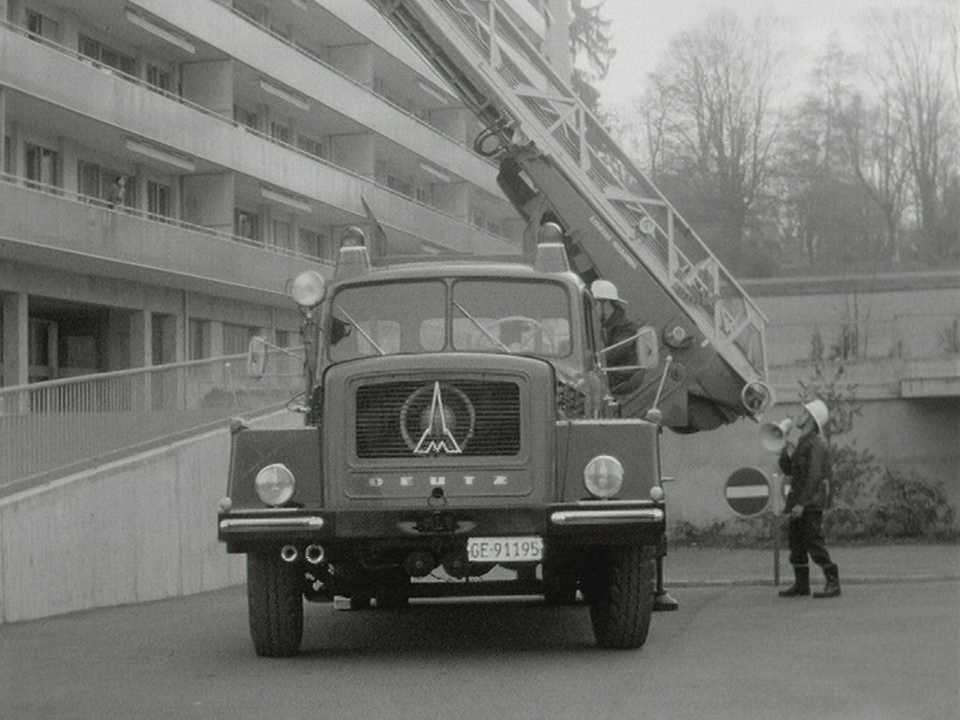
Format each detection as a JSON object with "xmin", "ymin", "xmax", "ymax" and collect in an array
[{"xmin": 467, "ymin": 536, "xmax": 543, "ymax": 563}]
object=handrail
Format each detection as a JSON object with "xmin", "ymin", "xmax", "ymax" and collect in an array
[{"xmin": 0, "ymin": 350, "xmax": 305, "ymax": 491}]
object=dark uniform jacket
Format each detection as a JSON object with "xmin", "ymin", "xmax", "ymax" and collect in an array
[{"xmin": 779, "ymin": 431, "xmax": 831, "ymax": 512}]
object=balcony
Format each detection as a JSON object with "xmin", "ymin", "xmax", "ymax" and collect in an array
[
  {"xmin": 0, "ymin": 21, "xmax": 517, "ymax": 256},
  {"xmin": 126, "ymin": 0, "xmax": 500, "ymax": 193},
  {"xmin": 0, "ymin": 177, "xmax": 320, "ymax": 304}
]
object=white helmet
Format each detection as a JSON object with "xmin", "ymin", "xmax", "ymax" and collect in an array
[{"xmin": 803, "ymin": 399, "xmax": 829, "ymax": 434}]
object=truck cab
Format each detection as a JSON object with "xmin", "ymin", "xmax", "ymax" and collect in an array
[{"xmin": 219, "ymin": 227, "xmax": 670, "ymax": 656}]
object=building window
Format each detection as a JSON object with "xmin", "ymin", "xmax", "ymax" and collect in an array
[
  {"xmin": 25, "ymin": 143, "xmax": 59, "ymax": 190},
  {"xmin": 234, "ymin": 105, "xmax": 259, "ymax": 131},
  {"xmin": 298, "ymin": 228, "xmax": 327, "ymax": 259},
  {"xmin": 297, "ymin": 133, "xmax": 324, "ymax": 159},
  {"xmin": 388, "ymin": 176, "xmax": 413, "ymax": 197},
  {"xmin": 223, "ymin": 323, "xmax": 257, "ymax": 356},
  {"xmin": 146, "ymin": 64, "xmax": 172, "ymax": 93},
  {"xmin": 270, "ymin": 121, "xmax": 291, "ymax": 144},
  {"xmin": 77, "ymin": 161, "xmax": 132, "ymax": 207},
  {"xmin": 3, "ymin": 135, "xmax": 11, "ymax": 175},
  {"xmin": 235, "ymin": 209, "xmax": 260, "ymax": 241},
  {"xmin": 79, "ymin": 35, "xmax": 136, "ymax": 75},
  {"xmin": 188, "ymin": 319, "xmax": 208, "ymax": 360},
  {"xmin": 25, "ymin": 9, "xmax": 60, "ymax": 42},
  {"xmin": 372, "ymin": 77, "xmax": 413, "ymax": 113},
  {"xmin": 416, "ymin": 185, "xmax": 433, "ymax": 206},
  {"xmin": 273, "ymin": 220, "xmax": 293, "ymax": 251},
  {"xmin": 147, "ymin": 181, "xmax": 172, "ymax": 219}
]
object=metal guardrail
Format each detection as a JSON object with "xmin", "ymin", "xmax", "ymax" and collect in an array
[
  {"xmin": 767, "ymin": 314, "xmax": 960, "ymax": 365},
  {"xmin": 0, "ymin": 350, "xmax": 305, "ymax": 494}
]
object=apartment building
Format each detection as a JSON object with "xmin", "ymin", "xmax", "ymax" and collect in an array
[{"xmin": 0, "ymin": 0, "xmax": 571, "ymax": 385}]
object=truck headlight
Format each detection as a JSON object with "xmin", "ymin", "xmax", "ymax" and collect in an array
[
  {"xmin": 255, "ymin": 463, "xmax": 296, "ymax": 506},
  {"xmin": 583, "ymin": 455, "xmax": 624, "ymax": 498}
]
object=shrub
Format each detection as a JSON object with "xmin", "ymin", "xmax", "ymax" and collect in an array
[{"xmin": 866, "ymin": 469, "xmax": 956, "ymax": 539}]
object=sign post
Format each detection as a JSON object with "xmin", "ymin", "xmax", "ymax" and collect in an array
[
  {"xmin": 726, "ymin": 467, "xmax": 782, "ymax": 586},
  {"xmin": 771, "ymin": 473, "xmax": 781, "ymax": 587}
]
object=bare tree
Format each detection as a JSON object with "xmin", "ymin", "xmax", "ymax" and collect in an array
[
  {"xmin": 645, "ymin": 9, "xmax": 784, "ymax": 270},
  {"xmin": 863, "ymin": 1, "xmax": 960, "ymax": 261},
  {"xmin": 774, "ymin": 39, "xmax": 861, "ymax": 266},
  {"xmin": 838, "ymin": 91, "xmax": 910, "ymax": 261}
]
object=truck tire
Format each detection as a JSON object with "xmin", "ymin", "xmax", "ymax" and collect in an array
[
  {"xmin": 587, "ymin": 545, "xmax": 655, "ymax": 649},
  {"xmin": 247, "ymin": 552, "xmax": 304, "ymax": 657}
]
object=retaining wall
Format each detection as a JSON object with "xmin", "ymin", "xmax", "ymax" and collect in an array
[{"xmin": 0, "ymin": 412, "xmax": 296, "ymax": 624}]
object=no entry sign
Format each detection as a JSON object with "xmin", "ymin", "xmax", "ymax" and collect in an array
[{"xmin": 724, "ymin": 467, "xmax": 771, "ymax": 516}]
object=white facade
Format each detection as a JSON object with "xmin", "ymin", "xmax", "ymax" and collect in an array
[{"xmin": 0, "ymin": 0, "xmax": 569, "ymax": 385}]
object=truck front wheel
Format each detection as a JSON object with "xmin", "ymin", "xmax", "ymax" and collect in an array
[
  {"xmin": 586, "ymin": 545, "xmax": 655, "ymax": 649},
  {"xmin": 247, "ymin": 551, "xmax": 304, "ymax": 657}
]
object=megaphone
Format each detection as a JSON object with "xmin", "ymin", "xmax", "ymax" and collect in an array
[{"xmin": 760, "ymin": 418, "xmax": 793, "ymax": 452}]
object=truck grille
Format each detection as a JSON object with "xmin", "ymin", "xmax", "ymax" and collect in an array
[{"xmin": 356, "ymin": 380, "xmax": 521, "ymax": 458}]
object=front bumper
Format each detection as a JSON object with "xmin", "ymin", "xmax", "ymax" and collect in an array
[{"xmin": 219, "ymin": 501, "xmax": 665, "ymax": 552}]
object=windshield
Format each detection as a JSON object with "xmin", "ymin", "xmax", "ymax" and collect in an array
[
  {"xmin": 328, "ymin": 281, "xmax": 446, "ymax": 361},
  {"xmin": 326, "ymin": 278, "xmax": 572, "ymax": 361},
  {"xmin": 452, "ymin": 280, "xmax": 571, "ymax": 358}
]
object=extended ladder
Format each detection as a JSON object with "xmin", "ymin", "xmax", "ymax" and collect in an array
[{"xmin": 371, "ymin": 0, "xmax": 772, "ymax": 430}]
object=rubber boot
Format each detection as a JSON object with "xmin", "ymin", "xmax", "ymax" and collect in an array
[
  {"xmin": 813, "ymin": 564, "xmax": 841, "ymax": 598},
  {"xmin": 779, "ymin": 564, "xmax": 810, "ymax": 597}
]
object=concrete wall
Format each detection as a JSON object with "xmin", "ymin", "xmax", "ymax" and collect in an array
[
  {"xmin": 0, "ymin": 411, "xmax": 298, "ymax": 624},
  {"xmin": 660, "ymin": 271, "xmax": 960, "ymax": 531},
  {"xmin": 659, "ymin": 396, "xmax": 960, "ymax": 531}
]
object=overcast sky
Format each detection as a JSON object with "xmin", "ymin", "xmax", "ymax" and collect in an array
[{"xmin": 594, "ymin": 0, "xmax": 906, "ymax": 109}]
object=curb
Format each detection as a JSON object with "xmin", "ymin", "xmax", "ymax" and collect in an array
[{"xmin": 668, "ymin": 574, "xmax": 960, "ymax": 588}]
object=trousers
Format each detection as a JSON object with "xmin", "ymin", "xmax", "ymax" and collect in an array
[{"xmin": 787, "ymin": 509, "xmax": 834, "ymax": 568}]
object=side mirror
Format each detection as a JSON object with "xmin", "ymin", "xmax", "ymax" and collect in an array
[
  {"xmin": 634, "ymin": 326, "xmax": 660, "ymax": 369},
  {"xmin": 247, "ymin": 336, "xmax": 268, "ymax": 379}
]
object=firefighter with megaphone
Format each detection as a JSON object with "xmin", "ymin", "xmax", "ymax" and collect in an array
[{"xmin": 766, "ymin": 399, "xmax": 841, "ymax": 599}]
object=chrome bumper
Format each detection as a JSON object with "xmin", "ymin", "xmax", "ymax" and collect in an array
[
  {"xmin": 550, "ymin": 508, "xmax": 664, "ymax": 526},
  {"xmin": 219, "ymin": 516, "xmax": 325, "ymax": 532}
]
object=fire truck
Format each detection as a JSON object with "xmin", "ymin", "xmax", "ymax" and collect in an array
[{"xmin": 218, "ymin": 0, "xmax": 773, "ymax": 656}]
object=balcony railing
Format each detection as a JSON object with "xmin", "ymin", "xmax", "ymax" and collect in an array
[
  {"xmin": 0, "ymin": 171, "xmax": 335, "ymax": 264},
  {"xmin": 766, "ymin": 314, "xmax": 960, "ymax": 366},
  {"xmin": 207, "ymin": 0, "xmax": 478, "ymax": 150},
  {"xmin": 0, "ymin": 349, "xmax": 305, "ymax": 497}
]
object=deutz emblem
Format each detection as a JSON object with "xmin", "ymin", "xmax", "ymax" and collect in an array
[
  {"xmin": 400, "ymin": 382, "xmax": 475, "ymax": 456},
  {"xmin": 415, "ymin": 382, "xmax": 462, "ymax": 455}
]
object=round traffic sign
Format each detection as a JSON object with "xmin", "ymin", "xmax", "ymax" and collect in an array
[{"xmin": 724, "ymin": 467, "xmax": 770, "ymax": 516}]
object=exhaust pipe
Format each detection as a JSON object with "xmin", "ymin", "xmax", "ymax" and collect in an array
[
  {"xmin": 304, "ymin": 544, "xmax": 326, "ymax": 565},
  {"xmin": 280, "ymin": 545, "xmax": 299, "ymax": 563}
]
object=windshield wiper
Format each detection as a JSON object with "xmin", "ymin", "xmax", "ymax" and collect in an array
[
  {"xmin": 452, "ymin": 301, "xmax": 513, "ymax": 353},
  {"xmin": 335, "ymin": 307, "xmax": 386, "ymax": 355}
]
